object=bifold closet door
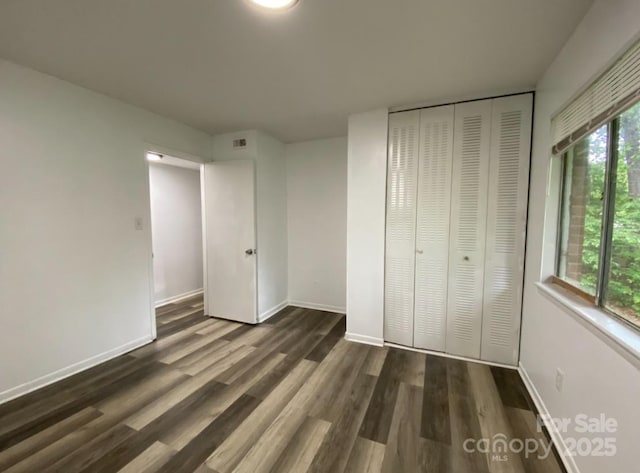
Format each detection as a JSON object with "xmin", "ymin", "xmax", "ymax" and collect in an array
[
  {"xmin": 384, "ymin": 110, "xmax": 420, "ymax": 346},
  {"xmin": 481, "ymin": 94, "xmax": 532, "ymax": 365},
  {"xmin": 446, "ymin": 100, "xmax": 492, "ymax": 359},
  {"xmin": 413, "ymin": 105, "xmax": 454, "ymax": 351}
]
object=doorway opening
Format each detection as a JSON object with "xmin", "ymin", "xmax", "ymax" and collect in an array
[{"xmin": 146, "ymin": 150, "xmax": 206, "ymax": 337}]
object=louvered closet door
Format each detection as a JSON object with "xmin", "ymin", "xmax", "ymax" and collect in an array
[
  {"xmin": 384, "ymin": 111, "xmax": 420, "ymax": 346},
  {"xmin": 446, "ymin": 100, "xmax": 492, "ymax": 359},
  {"xmin": 413, "ymin": 105, "xmax": 454, "ymax": 351},
  {"xmin": 481, "ymin": 94, "xmax": 532, "ymax": 365}
]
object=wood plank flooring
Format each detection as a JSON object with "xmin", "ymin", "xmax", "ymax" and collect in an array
[{"xmin": 0, "ymin": 295, "xmax": 565, "ymax": 473}]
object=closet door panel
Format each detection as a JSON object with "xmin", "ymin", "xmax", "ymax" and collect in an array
[
  {"xmin": 384, "ymin": 111, "xmax": 420, "ymax": 346},
  {"xmin": 481, "ymin": 94, "xmax": 533, "ymax": 365},
  {"xmin": 446, "ymin": 100, "xmax": 492, "ymax": 358},
  {"xmin": 413, "ymin": 105, "xmax": 454, "ymax": 351}
]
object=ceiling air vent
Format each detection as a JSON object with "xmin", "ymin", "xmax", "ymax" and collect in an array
[{"xmin": 233, "ymin": 138, "xmax": 247, "ymax": 149}]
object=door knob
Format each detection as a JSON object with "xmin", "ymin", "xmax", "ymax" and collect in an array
[
  {"xmin": 463, "ymin": 256, "xmax": 470, "ymax": 261},
  {"xmin": 416, "ymin": 249, "xmax": 424, "ymax": 254},
  {"xmin": 245, "ymin": 249, "xmax": 255, "ymax": 255}
]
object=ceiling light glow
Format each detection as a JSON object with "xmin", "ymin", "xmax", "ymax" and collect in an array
[
  {"xmin": 146, "ymin": 152, "xmax": 163, "ymax": 161},
  {"xmin": 250, "ymin": 0, "xmax": 298, "ymax": 10}
]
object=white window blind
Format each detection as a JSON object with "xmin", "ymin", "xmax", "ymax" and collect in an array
[{"xmin": 551, "ymin": 37, "xmax": 640, "ymax": 155}]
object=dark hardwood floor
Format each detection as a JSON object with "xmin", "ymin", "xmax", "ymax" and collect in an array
[{"xmin": 0, "ymin": 295, "xmax": 564, "ymax": 473}]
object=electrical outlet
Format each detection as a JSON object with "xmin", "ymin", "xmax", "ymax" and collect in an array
[{"xmin": 555, "ymin": 368, "xmax": 565, "ymax": 392}]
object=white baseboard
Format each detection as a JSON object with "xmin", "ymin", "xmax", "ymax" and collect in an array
[
  {"xmin": 155, "ymin": 289, "xmax": 203, "ymax": 308},
  {"xmin": 518, "ymin": 362, "xmax": 580, "ymax": 473},
  {"xmin": 0, "ymin": 335, "xmax": 153, "ymax": 406},
  {"xmin": 258, "ymin": 300, "xmax": 288, "ymax": 323},
  {"xmin": 345, "ymin": 332, "xmax": 385, "ymax": 347},
  {"xmin": 288, "ymin": 300, "xmax": 346, "ymax": 314}
]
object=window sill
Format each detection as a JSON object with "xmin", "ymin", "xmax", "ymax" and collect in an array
[{"xmin": 535, "ymin": 281, "xmax": 640, "ymax": 366}]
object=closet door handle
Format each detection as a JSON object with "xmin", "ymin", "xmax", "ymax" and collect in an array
[
  {"xmin": 416, "ymin": 249, "xmax": 424, "ymax": 255},
  {"xmin": 463, "ymin": 256, "xmax": 470, "ymax": 261}
]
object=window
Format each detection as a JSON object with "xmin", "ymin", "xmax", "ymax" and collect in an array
[
  {"xmin": 557, "ymin": 125, "xmax": 607, "ymax": 296},
  {"xmin": 556, "ymin": 102, "xmax": 640, "ymax": 330}
]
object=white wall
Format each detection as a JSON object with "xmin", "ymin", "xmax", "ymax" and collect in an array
[
  {"xmin": 521, "ymin": 1, "xmax": 640, "ymax": 472},
  {"xmin": 149, "ymin": 163, "xmax": 203, "ymax": 305},
  {"xmin": 255, "ymin": 131, "xmax": 288, "ymax": 318},
  {"xmin": 0, "ymin": 59, "xmax": 212, "ymax": 403},
  {"xmin": 286, "ymin": 137, "xmax": 347, "ymax": 313},
  {"xmin": 212, "ymin": 130, "xmax": 288, "ymax": 320},
  {"xmin": 345, "ymin": 109, "xmax": 388, "ymax": 345}
]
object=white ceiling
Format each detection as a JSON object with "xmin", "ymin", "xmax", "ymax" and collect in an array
[{"xmin": 0, "ymin": 0, "xmax": 593, "ymax": 143}]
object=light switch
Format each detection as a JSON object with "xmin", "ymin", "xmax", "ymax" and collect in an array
[{"xmin": 134, "ymin": 216, "xmax": 144, "ymax": 231}]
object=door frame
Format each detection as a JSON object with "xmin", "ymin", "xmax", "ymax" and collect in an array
[{"xmin": 143, "ymin": 143, "xmax": 208, "ymax": 340}]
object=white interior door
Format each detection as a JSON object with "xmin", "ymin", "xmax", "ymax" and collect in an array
[
  {"xmin": 446, "ymin": 99, "xmax": 492, "ymax": 358},
  {"xmin": 384, "ymin": 110, "xmax": 420, "ymax": 346},
  {"xmin": 203, "ymin": 160, "xmax": 257, "ymax": 324},
  {"xmin": 413, "ymin": 105, "xmax": 454, "ymax": 351},
  {"xmin": 481, "ymin": 94, "xmax": 532, "ymax": 364}
]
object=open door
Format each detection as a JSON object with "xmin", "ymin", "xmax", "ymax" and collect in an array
[{"xmin": 202, "ymin": 160, "xmax": 257, "ymax": 324}]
